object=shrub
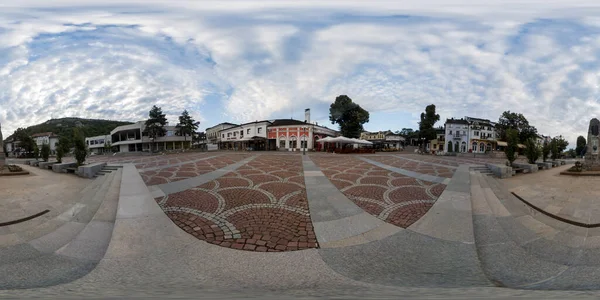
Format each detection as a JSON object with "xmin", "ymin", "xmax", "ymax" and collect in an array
[
  {"xmin": 73, "ymin": 128, "xmax": 88, "ymax": 166},
  {"xmin": 40, "ymin": 143, "xmax": 50, "ymax": 162},
  {"xmin": 524, "ymin": 138, "xmax": 540, "ymax": 164},
  {"xmin": 504, "ymin": 128, "xmax": 519, "ymax": 166}
]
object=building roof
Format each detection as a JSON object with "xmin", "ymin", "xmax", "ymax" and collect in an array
[
  {"xmin": 206, "ymin": 122, "xmax": 238, "ymax": 131},
  {"xmin": 31, "ymin": 132, "xmax": 57, "ymax": 138},
  {"xmin": 445, "ymin": 118, "xmax": 469, "ymax": 125},
  {"xmin": 269, "ymin": 119, "xmax": 311, "ymax": 127},
  {"xmin": 220, "ymin": 120, "xmax": 273, "ymax": 131}
]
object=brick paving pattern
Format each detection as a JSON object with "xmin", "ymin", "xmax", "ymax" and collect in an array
[
  {"xmin": 366, "ymin": 155, "xmax": 456, "ymax": 178},
  {"xmin": 139, "ymin": 154, "xmax": 251, "ymax": 185},
  {"xmin": 311, "ymin": 155, "xmax": 445, "ymax": 228},
  {"xmin": 157, "ymin": 155, "xmax": 318, "ymax": 252}
]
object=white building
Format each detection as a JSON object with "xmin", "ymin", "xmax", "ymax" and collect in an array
[
  {"xmin": 444, "ymin": 118, "xmax": 470, "ymax": 153},
  {"xmin": 465, "ymin": 116, "xmax": 498, "ymax": 153},
  {"xmin": 206, "ymin": 122, "xmax": 238, "ymax": 151},
  {"xmin": 110, "ymin": 121, "xmax": 193, "ymax": 153},
  {"xmin": 219, "ymin": 120, "xmax": 271, "ymax": 151},
  {"xmin": 85, "ymin": 135, "xmax": 111, "ymax": 154},
  {"xmin": 268, "ymin": 119, "xmax": 337, "ymax": 151},
  {"xmin": 31, "ymin": 132, "xmax": 59, "ymax": 154}
]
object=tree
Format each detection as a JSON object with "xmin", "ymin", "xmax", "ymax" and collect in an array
[
  {"xmin": 542, "ymin": 141, "xmax": 551, "ymax": 162},
  {"xmin": 576, "ymin": 135, "xmax": 586, "ymax": 157},
  {"xmin": 399, "ymin": 128, "xmax": 415, "ymax": 137},
  {"xmin": 566, "ymin": 149, "xmax": 577, "ymax": 158},
  {"xmin": 553, "ymin": 135, "xmax": 569, "ymax": 155},
  {"xmin": 33, "ymin": 144, "xmax": 39, "ymax": 159},
  {"xmin": 175, "ymin": 110, "xmax": 200, "ymax": 149},
  {"xmin": 504, "ymin": 128, "xmax": 519, "ymax": 166},
  {"xmin": 145, "ymin": 105, "xmax": 167, "ymax": 152},
  {"xmin": 104, "ymin": 141, "xmax": 112, "ymax": 154},
  {"xmin": 329, "ymin": 95, "xmax": 370, "ymax": 138},
  {"xmin": 40, "ymin": 143, "xmax": 50, "ymax": 162},
  {"xmin": 55, "ymin": 135, "xmax": 71, "ymax": 163},
  {"xmin": 497, "ymin": 111, "xmax": 538, "ymax": 143},
  {"xmin": 524, "ymin": 138, "xmax": 540, "ymax": 164},
  {"xmin": 73, "ymin": 128, "xmax": 87, "ymax": 166},
  {"xmin": 418, "ymin": 104, "xmax": 440, "ymax": 151}
]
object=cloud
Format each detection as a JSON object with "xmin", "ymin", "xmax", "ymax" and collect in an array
[{"xmin": 3, "ymin": 1, "xmax": 600, "ymax": 148}]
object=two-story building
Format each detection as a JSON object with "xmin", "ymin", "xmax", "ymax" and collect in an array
[
  {"xmin": 268, "ymin": 119, "xmax": 338, "ymax": 152},
  {"xmin": 110, "ymin": 121, "xmax": 193, "ymax": 153},
  {"xmin": 360, "ymin": 130, "xmax": 405, "ymax": 150},
  {"xmin": 31, "ymin": 132, "xmax": 59, "ymax": 154},
  {"xmin": 206, "ymin": 122, "xmax": 238, "ymax": 151},
  {"xmin": 465, "ymin": 116, "xmax": 498, "ymax": 153},
  {"xmin": 429, "ymin": 128, "xmax": 446, "ymax": 153},
  {"xmin": 219, "ymin": 120, "xmax": 271, "ymax": 151},
  {"xmin": 85, "ymin": 135, "xmax": 111, "ymax": 154},
  {"xmin": 445, "ymin": 118, "xmax": 470, "ymax": 153}
]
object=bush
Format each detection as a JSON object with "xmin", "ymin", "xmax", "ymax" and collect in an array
[
  {"xmin": 40, "ymin": 143, "xmax": 50, "ymax": 162},
  {"xmin": 33, "ymin": 144, "xmax": 39, "ymax": 160},
  {"xmin": 73, "ymin": 128, "xmax": 88, "ymax": 166},
  {"xmin": 524, "ymin": 138, "xmax": 540, "ymax": 164},
  {"xmin": 504, "ymin": 128, "xmax": 519, "ymax": 166}
]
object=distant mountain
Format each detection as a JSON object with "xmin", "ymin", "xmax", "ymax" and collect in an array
[{"xmin": 6, "ymin": 117, "xmax": 134, "ymax": 140}]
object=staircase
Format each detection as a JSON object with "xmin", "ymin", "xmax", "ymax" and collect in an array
[
  {"xmin": 94, "ymin": 165, "xmax": 123, "ymax": 177},
  {"xmin": 470, "ymin": 165, "xmax": 494, "ymax": 177},
  {"xmin": 0, "ymin": 167, "xmax": 122, "ymax": 289}
]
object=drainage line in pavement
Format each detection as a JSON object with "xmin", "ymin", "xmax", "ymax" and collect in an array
[{"xmin": 0, "ymin": 209, "xmax": 50, "ymax": 227}]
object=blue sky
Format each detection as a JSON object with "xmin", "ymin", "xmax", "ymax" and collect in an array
[{"xmin": 3, "ymin": 1, "xmax": 600, "ymax": 146}]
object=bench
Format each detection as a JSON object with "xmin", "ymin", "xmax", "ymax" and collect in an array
[{"xmin": 52, "ymin": 162, "xmax": 78, "ymax": 173}]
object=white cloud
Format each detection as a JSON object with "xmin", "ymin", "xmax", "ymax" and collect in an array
[{"xmin": 4, "ymin": 1, "xmax": 600, "ymax": 148}]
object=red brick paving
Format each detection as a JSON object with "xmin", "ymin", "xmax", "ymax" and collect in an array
[
  {"xmin": 311, "ymin": 155, "xmax": 445, "ymax": 228},
  {"xmin": 159, "ymin": 155, "xmax": 318, "ymax": 252}
]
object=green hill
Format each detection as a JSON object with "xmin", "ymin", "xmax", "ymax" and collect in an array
[{"xmin": 6, "ymin": 117, "xmax": 134, "ymax": 140}]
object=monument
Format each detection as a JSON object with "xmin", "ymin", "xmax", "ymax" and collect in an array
[
  {"xmin": 0, "ymin": 122, "xmax": 5, "ymax": 170},
  {"xmin": 584, "ymin": 118, "xmax": 600, "ymax": 171}
]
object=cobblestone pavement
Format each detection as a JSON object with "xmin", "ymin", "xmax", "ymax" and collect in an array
[
  {"xmin": 365, "ymin": 155, "xmax": 456, "ymax": 178},
  {"xmin": 311, "ymin": 155, "xmax": 445, "ymax": 228},
  {"xmin": 139, "ymin": 154, "xmax": 252, "ymax": 185},
  {"xmin": 391, "ymin": 154, "xmax": 461, "ymax": 167},
  {"xmin": 156, "ymin": 155, "xmax": 318, "ymax": 252}
]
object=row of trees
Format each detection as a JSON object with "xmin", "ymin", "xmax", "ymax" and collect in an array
[{"xmin": 145, "ymin": 106, "xmax": 200, "ymax": 152}]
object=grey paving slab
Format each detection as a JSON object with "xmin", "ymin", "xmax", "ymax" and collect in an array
[
  {"xmin": 117, "ymin": 164, "xmax": 166, "ymax": 219},
  {"xmin": 521, "ymin": 237, "xmax": 583, "ymax": 266},
  {"xmin": 472, "ymin": 215, "xmax": 512, "ymax": 246},
  {"xmin": 358, "ymin": 157, "xmax": 450, "ymax": 185},
  {"xmin": 156, "ymin": 155, "xmax": 256, "ymax": 195},
  {"xmin": 0, "ymin": 243, "xmax": 41, "ymax": 266},
  {"xmin": 496, "ymin": 216, "xmax": 542, "ymax": 246},
  {"xmin": 409, "ymin": 165, "xmax": 474, "ymax": 243},
  {"xmin": 477, "ymin": 241, "xmax": 568, "ymax": 288},
  {"xmin": 0, "ymin": 254, "xmax": 97, "ymax": 289},
  {"xmin": 312, "ymin": 212, "xmax": 385, "ymax": 243},
  {"xmin": 137, "ymin": 154, "xmax": 221, "ymax": 171},
  {"xmin": 28, "ymin": 221, "xmax": 86, "ymax": 254},
  {"xmin": 56, "ymin": 221, "xmax": 113, "ymax": 261},
  {"xmin": 392, "ymin": 154, "xmax": 458, "ymax": 169},
  {"xmin": 525, "ymin": 265, "xmax": 600, "ymax": 290},
  {"xmin": 318, "ymin": 229, "xmax": 490, "ymax": 287}
]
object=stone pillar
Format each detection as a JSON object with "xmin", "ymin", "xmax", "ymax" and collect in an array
[{"xmin": 585, "ymin": 118, "xmax": 600, "ymax": 170}]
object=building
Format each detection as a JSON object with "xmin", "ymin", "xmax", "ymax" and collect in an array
[
  {"xmin": 268, "ymin": 119, "xmax": 338, "ymax": 152},
  {"xmin": 444, "ymin": 118, "xmax": 470, "ymax": 153},
  {"xmin": 219, "ymin": 120, "xmax": 271, "ymax": 151},
  {"xmin": 465, "ymin": 116, "xmax": 498, "ymax": 153},
  {"xmin": 429, "ymin": 128, "xmax": 446, "ymax": 153},
  {"xmin": 85, "ymin": 135, "xmax": 111, "ymax": 154},
  {"xmin": 360, "ymin": 130, "xmax": 405, "ymax": 150},
  {"xmin": 110, "ymin": 121, "xmax": 193, "ymax": 153},
  {"xmin": 211, "ymin": 108, "xmax": 338, "ymax": 152},
  {"xmin": 31, "ymin": 132, "xmax": 59, "ymax": 154},
  {"xmin": 206, "ymin": 122, "xmax": 238, "ymax": 151}
]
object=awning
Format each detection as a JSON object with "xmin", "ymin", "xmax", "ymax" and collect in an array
[
  {"xmin": 517, "ymin": 144, "xmax": 526, "ymax": 149},
  {"xmin": 496, "ymin": 141, "xmax": 508, "ymax": 146}
]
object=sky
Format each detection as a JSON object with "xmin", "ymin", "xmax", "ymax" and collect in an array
[{"xmin": 3, "ymin": 1, "xmax": 600, "ymax": 147}]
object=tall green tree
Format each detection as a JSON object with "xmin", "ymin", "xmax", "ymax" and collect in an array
[
  {"xmin": 576, "ymin": 135, "xmax": 586, "ymax": 157},
  {"xmin": 175, "ymin": 110, "xmax": 200, "ymax": 149},
  {"xmin": 399, "ymin": 128, "xmax": 415, "ymax": 137},
  {"xmin": 497, "ymin": 111, "xmax": 538, "ymax": 143},
  {"xmin": 33, "ymin": 144, "xmax": 39, "ymax": 159},
  {"xmin": 55, "ymin": 135, "xmax": 71, "ymax": 163},
  {"xmin": 145, "ymin": 105, "xmax": 167, "ymax": 152},
  {"xmin": 329, "ymin": 95, "xmax": 370, "ymax": 138},
  {"xmin": 549, "ymin": 136, "xmax": 568, "ymax": 160},
  {"xmin": 504, "ymin": 128, "xmax": 519, "ymax": 166},
  {"xmin": 542, "ymin": 141, "xmax": 551, "ymax": 162},
  {"xmin": 40, "ymin": 143, "xmax": 50, "ymax": 162},
  {"xmin": 73, "ymin": 128, "xmax": 87, "ymax": 166},
  {"xmin": 418, "ymin": 104, "xmax": 440, "ymax": 151},
  {"xmin": 524, "ymin": 138, "xmax": 540, "ymax": 164}
]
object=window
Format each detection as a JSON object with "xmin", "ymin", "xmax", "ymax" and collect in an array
[
  {"xmin": 247, "ymin": 129, "xmax": 251, "ymax": 134},
  {"xmin": 280, "ymin": 140, "xmax": 285, "ymax": 148},
  {"xmin": 474, "ymin": 131, "xmax": 479, "ymax": 136},
  {"xmin": 240, "ymin": 130, "xmax": 243, "ymax": 137},
  {"xmin": 233, "ymin": 132, "xmax": 236, "ymax": 137},
  {"xmin": 479, "ymin": 143, "xmax": 485, "ymax": 152},
  {"xmin": 472, "ymin": 142, "xmax": 477, "ymax": 151},
  {"xmin": 222, "ymin": 134, "xmax": 225, "ymax": 138},
  {"xmin": 227, "ymin": 133, "xmax": 231, "ymax": 137},
  {"xmin": 258, "ymin": 127, "xmax": 262, "ymax": 134},
  {"xmin": 449, "ymin": 130, "xmax": 452, "ymax": 135}
]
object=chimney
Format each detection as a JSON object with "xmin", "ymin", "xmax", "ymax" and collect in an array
[{"xmin": 305, "ymin": 108, "xmax": 310, "ymax": 123}]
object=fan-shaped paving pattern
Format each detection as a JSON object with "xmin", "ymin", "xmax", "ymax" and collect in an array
[
  {"xmin": 159, "ymin": 155, "xmax": 317, "ymax": 252},
  {"xmin": 311, "ymin": 155, "xmax": 444, "ymax": 228},
  {"xmin": 140, "ymin": 154, "xmax": 252, "ymax": 185},
  {"xmin": 366, "ymin": 156, "xmax": 456, "ymax": 178}
]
